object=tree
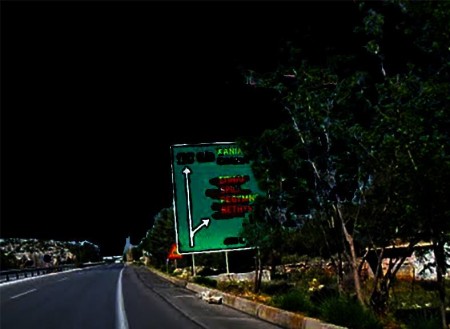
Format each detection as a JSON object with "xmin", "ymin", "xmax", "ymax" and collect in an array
[
  {"xmin": 354, "ymin": 2, "xmax": 450, "ymax": 323},
  {"xmin": 239, "ymin": 1, "xmax": 449, "ymax": 323},
  {"xmin": 241, "ymin": 195, "xmax": 285, "ymax": 293},
  {"xmin": 139, "ymin": 207, "xmax": 184, "ymax": 269},
  {"xmin": 68, "ymin": 241, "xmax": 101, "ymax": 265},
  {"xmin": 0, "ymin": 250, "xmax": 18, "ymax": 270}
]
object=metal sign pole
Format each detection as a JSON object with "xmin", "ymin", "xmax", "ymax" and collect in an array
[
  {"xmin": 225, "ymin": 251, "xmax": 230, "ymax": 274},
  {"xmin": 192, "ymin": 254, "xmax": 196, "ymax": 276}
]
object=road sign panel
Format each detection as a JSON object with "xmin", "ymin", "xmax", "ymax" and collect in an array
[{"xmin": 170, "ymin": 142, "xmax": 262, "ymax": 254}]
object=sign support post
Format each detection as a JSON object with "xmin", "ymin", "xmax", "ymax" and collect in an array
[
  {"xmin": 192, "ymin": 254, "xmax": 196, "ymax": 276},
  {"xmin": 225, "ymin": 251, "xmax": 230, "ymax": 274}
]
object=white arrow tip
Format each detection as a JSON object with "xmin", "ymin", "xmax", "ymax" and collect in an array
[
  {"xmin": 202, "ymin": 218, "xmax": 210, "ymax": 227},
  {"xmin": 182, "ymin": 167, "xmax": 191, "ymax": 174}
]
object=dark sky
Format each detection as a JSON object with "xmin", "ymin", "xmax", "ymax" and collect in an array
[{"xmin": 1, "ymin": 1, "xmax": 358, "ymax": 256}]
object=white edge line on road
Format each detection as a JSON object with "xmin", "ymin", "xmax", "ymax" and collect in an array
[
  {"xmin": 0, "ymin": 268, "xmax": 83, "ymax": 287},
  {"xmin": 116, "ymin": 266, "xmax": 129, "ymax": 329},
  {"xmin": 10, "ymin": 288, "xmax": 37, "ymax": 300}
]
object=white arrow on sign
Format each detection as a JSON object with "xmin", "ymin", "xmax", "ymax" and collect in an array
[{"xmin": 183, "ymin": 167, "xmax": 210, "ymax": 247}]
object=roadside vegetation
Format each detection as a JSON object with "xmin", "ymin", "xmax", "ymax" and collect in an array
[
  {"xmin": 130, "ymin": 244, "xmax": 448, "ymax": 329},
  {"xmin": 132, "ymin": 1, "xmax": 449, "ymax": 328}
]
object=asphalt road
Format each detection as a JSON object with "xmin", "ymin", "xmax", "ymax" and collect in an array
[{"xmin": 0, "ymin": 264, "xmax": 282, "ymax": 329}]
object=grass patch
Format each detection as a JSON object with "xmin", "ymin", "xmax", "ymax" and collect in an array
[
  {"xmin": 260, "ymin": 280, "xmax": 293, "ymax": 295},
  {"xmin": 319, "ymin": 295, "xmax": 383, "ymax": 329},
  {"xmin": 269, "ymin": 288, "xmax": 314, "ymax": 314},
  {"xmin": 216, "ymin": 280, "xmax": 254, "ymax": 295},
  {"xmin": 395, "ymin": 308, "xmax": 442, "ymax": 329}
]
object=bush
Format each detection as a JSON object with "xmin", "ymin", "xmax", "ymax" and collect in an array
[
  {"xmin": 302, "ymin": 267, "xmax": 335, "ymax": 287},
  {"xmin": 395, "ymin": 308, "xmax": 442, "ymax": 329},
  {"xmin": 310, "ymin": 286, "xmax": 339, "ymax": 305},
  {"xmin": 319, "ymin": 296, "xmax": 383, "ymax": 329},
  {"xmin": 405, "ymin": 316, "xmax": 440, "ymax": 329},
  {"xmin": 406, "ymin": 316, "xmax": 440, "ymax": 329},
  {"xmin": 260, "ymin": 280, "xmax": 293, "ymax": 295},
  {"xmin": 196, "ymin": 266, "xmax": 220, "ymax": 276},
  {"xmin": 270, "ymin": 288, "xmax": 314, "ymax": 314},
  {"xmin": 193, "ymin": 276, "xmax": 218, "ymax": 288},
  {"xmin": 216, "ymin": 280, "xmax": 253, "ymax": 295},
  {"xmin": 281, "ymin": 253, "xmax": 307, "ymax": 264}
]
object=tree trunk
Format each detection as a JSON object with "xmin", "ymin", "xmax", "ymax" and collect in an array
[
  {"xmin": 433, "ymin": 239, "xmax": 448, "ymax": 329},
  {"xmin": 343, "ymin": 222, "xmax": 365, "ymax": 306},
  {"xmin": 254, "ymin": 249, "xmax": 259, "ymax": 293},
  {"xmin": 337, "ymin": 251, "xmax": 344, "ymax": 293},
  {"xmin": 258, "ymin": 257, "xmax": 264, "ymax": 293},
  {"xmin": 369, "ymin": 247, "xmax": 384, "ymax": 311},
  {"xmin": 370, "ymin": 245, "xmax": 412, "ymax": 314},
  {"xmin": 254, "ymin": 248, "xmax": 262, "ymax": 293},
  {"xmin": 335, "ymin": 203, "xmax": 365, "ymax": 306},
  {"xmin": 270, "ymin": 249, "xmax": 280, "ymax": 280}
]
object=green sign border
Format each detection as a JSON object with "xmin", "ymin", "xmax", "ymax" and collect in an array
[{"xmin": 170, "ymin": 142, "xmax": 261, "ymax": 254}]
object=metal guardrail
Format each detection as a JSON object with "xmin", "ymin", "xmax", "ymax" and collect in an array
[{"xmin": 0, "ymin": 262, "xmax": 105, "ymax": 284}]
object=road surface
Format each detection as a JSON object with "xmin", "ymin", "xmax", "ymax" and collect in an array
[{"xmin": 0, "ymin": 264, "xmax": 282, "ymax": 329}]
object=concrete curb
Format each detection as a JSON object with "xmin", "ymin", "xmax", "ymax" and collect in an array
[{"xmin": 148, "ymin": 267, "xmax": 346, "ymax": 329}]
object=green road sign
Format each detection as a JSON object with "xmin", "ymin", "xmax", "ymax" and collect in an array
[{"xmin": 170, "ymin": 142, "xmax": 262, "ymax": 254}]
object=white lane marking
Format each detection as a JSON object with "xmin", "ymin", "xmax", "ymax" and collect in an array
[
  {"xmin": 173, "ymin": 295, "xmax": 196, "ymax": 298},
  {"xmin": 0, "ymin": 268, "xmax": 83, "ymax": 287},
  {"xmin": 10, "ymin": 288, "xmax": 37, "ymax": 300},
  {"xmin": 116, "ymin": 267, "xmax": 129, "ymax": 329},
  {"xmin": 57, "ymin": 277, "xmax": 68, "ymax": 282}
]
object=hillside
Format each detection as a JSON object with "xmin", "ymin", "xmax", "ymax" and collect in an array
[{"xmin": 0, "ymin": 238, "xmax": 101, "ymax": 270}]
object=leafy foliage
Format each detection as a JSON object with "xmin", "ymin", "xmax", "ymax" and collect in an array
[
  {"xmin": 139, "ymin": 207, "xmax": 188, "ymax": 269},
  {"xmin": 238, "ymin": 0, "xmax": 450, "ymax": 318},
  {"xmin": 69, "ymin": 241, "xmax": 101, "ymax": 265},
  {"xmin": 270, "ymin": 288, "xmax": 314, "ymax": 314},
  {"xmin": 319, "ymin": 295, "xmax": 383, "ymax": 329}
]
